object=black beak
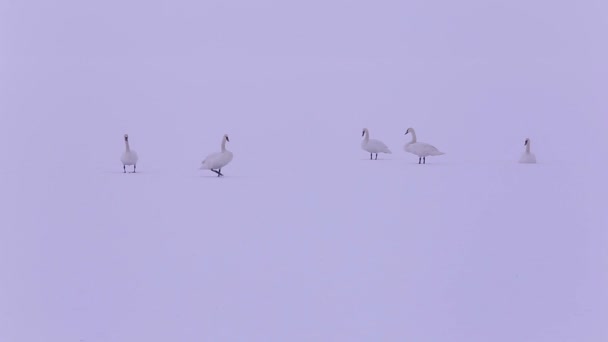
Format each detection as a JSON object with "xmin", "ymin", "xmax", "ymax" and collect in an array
[
  {"xmin": 361, "ymin": 131, "xmax": 364, "ymax": 137},
  {"xmin": 226, "ymin": 137, "xmax": 230, "ymax": 142}
]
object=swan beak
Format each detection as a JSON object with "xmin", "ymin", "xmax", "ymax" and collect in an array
[
  {"xmin": 226, "ymin": 137, "xmax": 230, "ymax": 142},
  {"xmin": 361, "ymin": 131, "xmax": 364, "ymax": 137}
]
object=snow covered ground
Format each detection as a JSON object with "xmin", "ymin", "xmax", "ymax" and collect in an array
[{"xmin": 1, "ymin": 0, "xmax": 608, "ymax": 341}]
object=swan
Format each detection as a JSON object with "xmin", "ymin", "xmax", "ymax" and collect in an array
[
  {"xmin": 403, "ymin": 127, "xmax": 444, "ymax": 164},
  {"xmin": 120, "ymin": 134, "xmax": 139, "ymax": 173},
  {"xmin": 519, "ymin": 138, "xmax": 537, "ymax": 164},
  {"xmin": 361, "ymin": 128, "xmax": 392, "ymax": 160},
  {"xmin": 200, "ymin": 134, "xmax": 233, "ymax": 177}
]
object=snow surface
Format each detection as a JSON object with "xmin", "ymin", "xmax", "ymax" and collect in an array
[{"xmin": 1, "ymin": 0, "xmax": 608, "ymax": 341}]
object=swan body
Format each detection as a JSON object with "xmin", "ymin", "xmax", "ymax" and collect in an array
[
  {"xmin": 361, "ymin": 128, "xmax": 391, "ymax": 160},
  {"xmin": 403, "ymin": 127, "xmax": 444, "ymax": 164},
  {"xmin": 120, "ymin": 134, "xmax": 138, "ymax": 173},
  {"xmin": 200, "ymin": 134, "xmax": 233, "ymax": 177},
  {"xmin": 519, "ymin": 138, "xmax": 536, "ymax": 164}
]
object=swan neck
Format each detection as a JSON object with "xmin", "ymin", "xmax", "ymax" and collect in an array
[
  {"xmin": 410, "ymin": 130, "xmax": 417, "ymax": 143},
  {"xmin": 125, "ymin": 140, "xmax": 131, "ymax": 152},
  {"xmin": 221, "ymin": 138, "xmax": 227, "ymax": 152},
  {"xmin": 526, "ymin": 142, "xmax": 531, "ymax": 153},
  {"xmin": 363, "ymin": 130, "xmax": 369, "ymax": 142}
]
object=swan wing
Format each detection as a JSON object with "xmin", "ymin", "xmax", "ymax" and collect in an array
[
  {"xmin": 519, "ymin": 152, "xmax": 536, "ymax": 164},
  {"xmin": 201, "ymin": 151, "xmax": 233, "ymax": 169},
  {"xmin": 201, "ymin": 152, "xmax": 222, "ymax": 169},
  {"xmin": 121, "ymin": 150, "xmax": 138, "ymax": 165},
  {"xmin": 365, "ymin": 139, "xmax": 392, "ymax": 153},
  {"xmin": 420, "ymin": 143, "xmax": 444, "ymax": 156},
  {"xmin": 405, "ymin": 142, "xmax": 443, "ymax": 156}
]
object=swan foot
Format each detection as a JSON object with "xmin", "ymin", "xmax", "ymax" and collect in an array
[{"xmin": 211, "ymin": 169, "xmax": 224, "ymax": 177}]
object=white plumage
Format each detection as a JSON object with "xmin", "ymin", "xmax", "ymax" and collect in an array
[
  {"xmin": 361, "ymin": 128, "xmax": 392, "ymax": 160},
  {"xmin": 120, "ymin": 134, "xmax": 139, "ymax": 173},
  {"xmin": 403, "ymin": 127, "xmax": 444, "ymax": 164},
  {"xmin": 200, "ymin": 134, "xmax": 233, "ymax": 177},
  {"xmin": 519, "ymin": 138, "xmax": 537, "ymax": 164}
]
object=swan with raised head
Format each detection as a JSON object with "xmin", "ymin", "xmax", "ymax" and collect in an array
[
  {"xmin": 361, "ymin": 128, "xmax": 392, "ymax": 160},
  {"xmin": 120, "ymin": 134, "xmax": 139, "ymax": 173},
  {"xmin": 519, "ymin": 138, "xmax": 536, "ymax": 164},
  {"xmin": 200, "ymin": 134, "xmax": 233, "ymax": 177},
  {"xmin": 403, "ymin": 127, "xmax": 444, "ymax": 164}
]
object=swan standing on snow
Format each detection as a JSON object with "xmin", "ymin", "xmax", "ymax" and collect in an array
[
  {"xmin": 361, "ymin": 128, "xmax": 392, "ymax": 160},
  {"xmin": 200, "ymin": 134, "xmax": 233, "ymax": 177},
  {"xmin": 519, "ymin": 138, "xmax": 537, "ymax": 164},
  {"xmin": 403, "ymin": 127, "xmax": 444, "ymax": 164},
  {"xmin": 120, "ymin": 134, "xmax": 139, "ymax": 173}
]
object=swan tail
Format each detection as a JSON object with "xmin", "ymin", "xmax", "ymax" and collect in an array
[{"xmin": 429, "ymin": 148, "xmax": 445, "ymax": 156}]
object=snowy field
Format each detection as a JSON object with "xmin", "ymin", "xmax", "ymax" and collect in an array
[{"xmin": 2, "ymin": 0, "xmax": 608, "ymax": 341}]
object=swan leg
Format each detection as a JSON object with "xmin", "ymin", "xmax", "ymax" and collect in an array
[
  {"xmin": 370, "ymin": 153, "xmax": 373, "ymax": 160},
  {"xmin": 123, "ymin": 165, "xmax": 126, "ymax": 173},
  {"xmin": 418, "ymin": 157, "xmax": 421, "ymax": 164},
  {"xmin": 133, "ymin": 164, "xmax": 137, "ymax": 173},
  {"xmin": 375, "ymin": 153, "xmax": 378, "ymax": 160},
  {"xmin": 210, "ymin": 169, "xmax": 223, "ymax": 177},
  {"xmin": 423, "ymin": 157, "xmax": 426, "ymax": 164}
]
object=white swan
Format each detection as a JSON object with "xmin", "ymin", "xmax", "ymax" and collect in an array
[
  {"xmin": 519, "ymin": 138, "xmax": 537, "ymax": 164},
  {"xmin": 403, "ymin": 127, "xmax": 444, "ymax": 164},
  {"xmin": 361, "ymin": 128, "xmax": 392, "ymax": 160},
  {"xmin": 200, "ymin": 134, "xmax": 233, "ymax": 177},
  {"xmin": 120, "ymin": 134, "xmax": 139, "ymax": 173}
]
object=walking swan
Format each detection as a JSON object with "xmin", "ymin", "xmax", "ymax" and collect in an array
[
  {"xmin": 403, "ymin": 127, "xmax": 444, "ymax": 164},
  {"xmin": 120, "ymin": 134, "xmax": 139, "ymax": 173},
  {"xmin": 200, "ymin": 134, "xmax": 233, "ymax": 177},
  {"xmin": 519, "ymin": 138, "xmax": 537, "ymax": 164},
  {"xmin": 361, "ymin": 128, "xmax": 392, "ymax": 160}
]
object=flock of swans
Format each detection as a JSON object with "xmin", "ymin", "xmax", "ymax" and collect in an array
[
  {"xmin": 120, "ymin": 128, "xmax": 537, "ymax": 176},
  {"xmin": 360, "ymin": 127, "xmax": 536, "ymax": 165},
  {"xmin": 120, "ymin": 133, "xmax": 234, "ymax": 176},
  {"xmin": 361, "ymin": 127, "xmax": 446, "ymax": 164}
]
